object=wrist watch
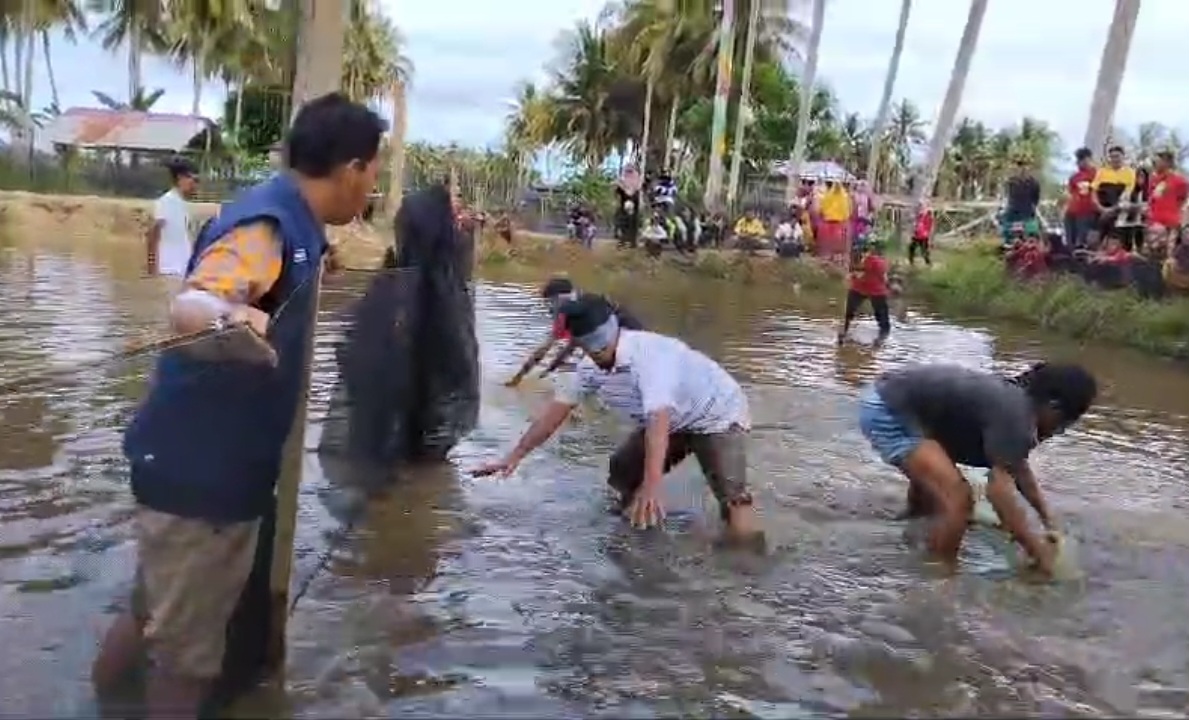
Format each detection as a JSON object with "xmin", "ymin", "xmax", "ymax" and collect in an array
[{"xmin": 211, "ymin": 313, "xmax": 232, "ymax": 333}]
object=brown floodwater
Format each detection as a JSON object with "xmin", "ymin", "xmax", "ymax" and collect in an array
[{"xmin": 3, "ymin": 235, "xmax": 1189, "ymax": 718}]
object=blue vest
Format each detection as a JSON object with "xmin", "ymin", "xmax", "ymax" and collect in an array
[{"xmin": 124, "ymin": 174, "xmax": 326, "ymax": 522}]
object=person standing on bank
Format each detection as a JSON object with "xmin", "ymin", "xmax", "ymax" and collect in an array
[
  {"xmin": 475, "ymin": 294, "xmax": 764, "ymax": 543},
  {"xmin": 91, "ymin": 93, "xmax": 384, "ymax": 719},
  {"xmin": 147, "ymin": 157, "xmax": 200, "ymax": 278}
]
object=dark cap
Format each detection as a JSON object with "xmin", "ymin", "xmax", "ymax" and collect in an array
[
  {"xmin": 540, "ymin": 276, "xmax": 575, "ymax": 299},
  {"xmin": 558, "ymin": 293, "xmax": 615, "ymax": 337},
  {"xmin": 165, "ymin": 156, "xmax": 197, "ymax": 179}
]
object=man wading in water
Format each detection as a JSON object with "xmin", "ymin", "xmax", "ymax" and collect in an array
[
  {"xmin": 858, "ymin": 362, "xmax": 1097, "ymax": 575},
  {"xmin": 91, "ymin": 93, "xmax": 384, "ymax": 719},
  {"xmin": 504, "ymin": 277, "xmax": 644, "ymax": 387},
  {"xmin": 477, "ymin": 294, "xmax": 763, "ymax": 543}
]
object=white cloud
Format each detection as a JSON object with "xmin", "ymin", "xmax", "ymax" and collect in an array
[{"xmin": 22, "ymin": 0, "xmax": 1189, "ymax": 154}]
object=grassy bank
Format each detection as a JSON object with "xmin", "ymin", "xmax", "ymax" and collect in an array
[
  {"xmin": 480, "ymin": 233, "xmax": 1189, "ymax": 360},
  {"xmin": 909, "ymin": 242, "xmax": 1189, "ymax": 358}
]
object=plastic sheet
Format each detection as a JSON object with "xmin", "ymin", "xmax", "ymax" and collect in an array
[{"xmin": 317, "ymin": 184, "xmax": 479, "ymax": 479}]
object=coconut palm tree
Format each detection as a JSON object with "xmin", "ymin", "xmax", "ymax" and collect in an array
[
  {"xmin": 1084, "ymin": 0, "xmax": 1142, "ymax": 156},
  {"xmin": 725, "ymin": 0, "xmax": 760, "ymax": 209},
  {"xmin": 88, "ymin": 0, "xmax": 169, "ymax": 105},
  {"xmin": 914, "ymin": 0, "xmax": 987, "ymax": 204},
  {"xmin": 865, "ymin": 0, "xmax": 910, "ymax": 186},
  {"xmin": 784, "ymin": 0, "xmax": 825, "ymax": 203}
]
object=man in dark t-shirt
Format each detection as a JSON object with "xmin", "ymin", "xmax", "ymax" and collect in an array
[
  {"xmin": 505, "ymin": 277, "xmax": 643, "ymax": 387},
  {"xmin": 858, "ymin": 362, "xmax": 1097, "ymax": 576}
]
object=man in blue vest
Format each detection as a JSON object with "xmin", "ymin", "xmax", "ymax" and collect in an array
[{"xmin": 91, "ymin": 92, "xmax": 385, "ymax": 718}]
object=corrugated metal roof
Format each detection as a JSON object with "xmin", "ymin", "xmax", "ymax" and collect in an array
[
  {"xmin": 770, "ymin": 159, "xmax": 856, "ymax": 182},
  {"xmin": 42, "ymin": 108, "xmax": 216, "ymax": 151}
]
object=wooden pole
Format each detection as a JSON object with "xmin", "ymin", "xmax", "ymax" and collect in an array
[
  {"xmin": 269, "ymin": 0, "xmax": 346, "ymax": 666},
  {"xmin": 213, "ymin": 1, "xmax": 346, "ymax": 710}
]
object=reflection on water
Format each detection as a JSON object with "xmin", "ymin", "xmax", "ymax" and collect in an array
[{"xmin": 2, "ymin": 240, "xmax": 1189, "ymax": 717}]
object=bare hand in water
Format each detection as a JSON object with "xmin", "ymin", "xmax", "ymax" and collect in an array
[
  {"xmin": 471, "ymin": 456, "xmax": 519, "ymax": 478},
  {"xmin": 626, "ymin": 486, "xmax": 666, "ymax": 529}
]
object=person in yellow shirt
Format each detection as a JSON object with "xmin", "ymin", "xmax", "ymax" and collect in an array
[
  {"xmin": 733, "ymin": 210, "xmax": 766, "ymax": 240},
  {"xmin": 1091, "ymin": 144, "xmax": 1137, "ymax": 239}
]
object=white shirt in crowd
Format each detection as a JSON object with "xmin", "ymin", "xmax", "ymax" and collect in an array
[
  {"xmin": 555, "ymin": 329, "xmax": 750, "ymax": 433},
  {"xmin": 153, "ymin": 188, "xmax": 195, "ymax": 276},
  {"xmin": 774, "ymin": 221, "xmax": 802, "ymax": 242}
]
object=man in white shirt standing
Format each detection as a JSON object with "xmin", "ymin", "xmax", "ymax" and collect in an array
[
  {"xmin": 473, "ymin": 294, "xmax": 764, "ymax": 544},
  {"xmin": 147, "ymin": 157, "xmax": 199, "ymax": 278}
]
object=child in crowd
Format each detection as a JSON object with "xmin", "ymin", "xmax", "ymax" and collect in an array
[{"xmin": 909, "ymin": 200, "xmax": 934, "ymax": 266}]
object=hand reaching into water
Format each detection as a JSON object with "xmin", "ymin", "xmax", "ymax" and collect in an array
[
  {"xmin": 625, "ymin": 486, "xmax": 666, "ymax": 529},
  {"xmin": 470, "ymin": 455, "xmax": 520, "ymax": 479}
]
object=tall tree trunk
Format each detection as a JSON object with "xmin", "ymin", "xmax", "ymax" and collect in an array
[
  {"xmin": 866, "ymin": 0, "xmax": 911, "ymax": 189},
  {"xmin": 289, "ymin": 0, "xmax": 346, "ymax": 121},
  {"xmin": 41, "ymin": 30, "xmax": 58, "ymax": 109},
  {"xmin": 191, "ymin": 58, "xmax": 203, "ymax": 116},
  {"xmin": 727, "ymin": 0, "xmax": 760, "ymax": 210},
  {"xmin": 664, "ymin": 92, "xmax": 680, "ymax": 170},
  {"xmin": 785, "ymin": 0, "xmax": 826, "ymax": 204},
  {"xmin": 22, "ymin": 26, "xmax": 34, "ymax": 110},
  {"xmin": 703, "ymin": 0, "xmax": 736, "ymax": 212},
  {"xmin": 1, "ymin": 30, "xmax": 10, "ymax": 93},
  {"xmin": 639, "ymin": 76, "xmax": 653, "ymax": 176},
  {"xmin": 386, "ymin": 79, "xmax": 407, "ymax": 213},
  {"xmin": 127, "ymin": 24, "xmax": 141, "ymax": 105},
  {"xmin": 1084, "ymin": 0, "xmax": 1141, "ymax": 156},
  {"xmin": 915, "ymin": 0, "xmax": 988, "ymax": 205},
  {"xmin": 234, "ymin": 79, "xmax": 246, "ymax": 132}
]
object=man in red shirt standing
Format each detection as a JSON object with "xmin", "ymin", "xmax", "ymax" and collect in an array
[
  {"xmin": 1147, "ymin": 149, "xmax": 1187, "ymax": 253},
  {"xmin": 908, "ymin": 200, "xmax": 933, "ymax": 266},
  {"xmin": 839, "ymin": 239, "xmax": 892, "ymax": 346},
  {"xmin": 1064, "ymin": 147, "xmax": 1097, "ymax": 249}
]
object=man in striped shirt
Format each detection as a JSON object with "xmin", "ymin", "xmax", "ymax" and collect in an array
[{"xmin": 476, "ymin": 294, "xmax": 763, "ymax": 543}]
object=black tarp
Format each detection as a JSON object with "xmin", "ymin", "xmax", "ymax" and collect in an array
[{"xmin": 317, "ymin": 183, "xmax": 480, "ymax": 477}]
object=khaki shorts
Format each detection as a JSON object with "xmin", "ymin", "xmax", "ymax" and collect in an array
[
  {"xmin": 607, "ymin": 424, "xmax": 753, "ymax": 519},
  {"xmin": 131, "ymin": 507, "xmax": 259, "ymax": 680}
]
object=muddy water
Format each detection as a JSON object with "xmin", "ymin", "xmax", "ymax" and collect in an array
[{"xmin": 3, "ymin": 238, "xmax": 1189, "ymax": 718}]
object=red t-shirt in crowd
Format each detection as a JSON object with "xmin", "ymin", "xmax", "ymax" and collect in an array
[
  {"xmin": 849, "ymin": 254, "xmax": 889, "ymax": 297},
  {"xmin": 1147, "ymin": 170, "xmax": 1188, "ymax": 227},
  {"xmin": 1066, "ymin": 168, "xmax": 1097, "ymax": 218},
  {"xmin": 1101, "ymin": 248, "xmax": 1131, "ymax": 265},
  {"xmin": 913, "ymin": 209, "xmax": 934, "ymax": 239}
]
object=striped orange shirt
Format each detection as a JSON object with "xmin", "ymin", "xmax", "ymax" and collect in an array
[{"xmin": 185, "ymin": 221, "xmax": 284, "ymax": 304}]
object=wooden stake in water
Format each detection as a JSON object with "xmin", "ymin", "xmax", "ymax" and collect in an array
[{"xmin": 267, "ymin": 269, "xmax": 322, "ymax": 669}]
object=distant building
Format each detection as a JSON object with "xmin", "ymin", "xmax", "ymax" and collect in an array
[
  {"xmin": 41, "ymin": 107, "xmax": 219, "ymax": 157},
  {"xmin": 769, "ymin": 159, "xmax": 856, "ymax": 183}
]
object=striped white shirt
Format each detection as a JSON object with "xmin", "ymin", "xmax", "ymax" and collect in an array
[{"xmin": 555, "ymin": 329, "xmax": 750, "ymax": 433}]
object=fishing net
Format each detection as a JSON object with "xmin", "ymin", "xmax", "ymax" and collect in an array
[{"xmin": 317, "ymin": 184, "xmax": 480, "ymax": 483}]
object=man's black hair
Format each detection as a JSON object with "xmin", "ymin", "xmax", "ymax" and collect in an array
[
  {"xmin": 285, "ymin": 92, "xmax": 386, "ymax": 179},
  {"xmin": 166, "ymin": 156, "xmax": 196, "ymax": 180},
  {"xmin": 1075, "ymin": 147, "xmax": 1093, "ymax": 161},
  {"xmin": 1107, "ymin": 144, "xmax": 1125, "ymax": 154},
  {"xmin": 559, "ymin": 294, "xmax": 614, "ymax": 337},
  {"xmin": 540, "ymin": 276, "xmax": 575, "ymax": 299},
  {"xmin": 1012, "ymin": 362, "xmax": 1098, "ymax": 423}
]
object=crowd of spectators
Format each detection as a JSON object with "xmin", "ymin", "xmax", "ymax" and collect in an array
[{"xmin": 1003, "ymin": 145, "xmax": 1189, "ymax": 298}]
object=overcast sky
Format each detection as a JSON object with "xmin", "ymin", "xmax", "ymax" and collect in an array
[{"xmin": 24, "ymin": 0, "xmax": 1189, "ymax": 157}]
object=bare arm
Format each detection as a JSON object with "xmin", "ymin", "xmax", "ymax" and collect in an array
[
  {"xmin": 985, "ymin": 466, "xmax": 1050, "ymax": 565},
  {"xmin": 506, "ymin": 335, "xmax": 556, "ymax": 387},
  {"xmin": 506, "ymin": 400, "xmax": 574, "ymax": 464},
  {"xmin": 1011, "ymin": 460, "xmax": 1054, "ymax": 529},
  {"xmin": 145, "ymin": 220, "xmax": 163, "ymax": 272},
  {"xmin": 540, "ymin": 341, "xmax": 578, "ymax": 377},
  {"xmin": 641, "ymin": 408, "xmax": 672, "ymax": 490}
]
